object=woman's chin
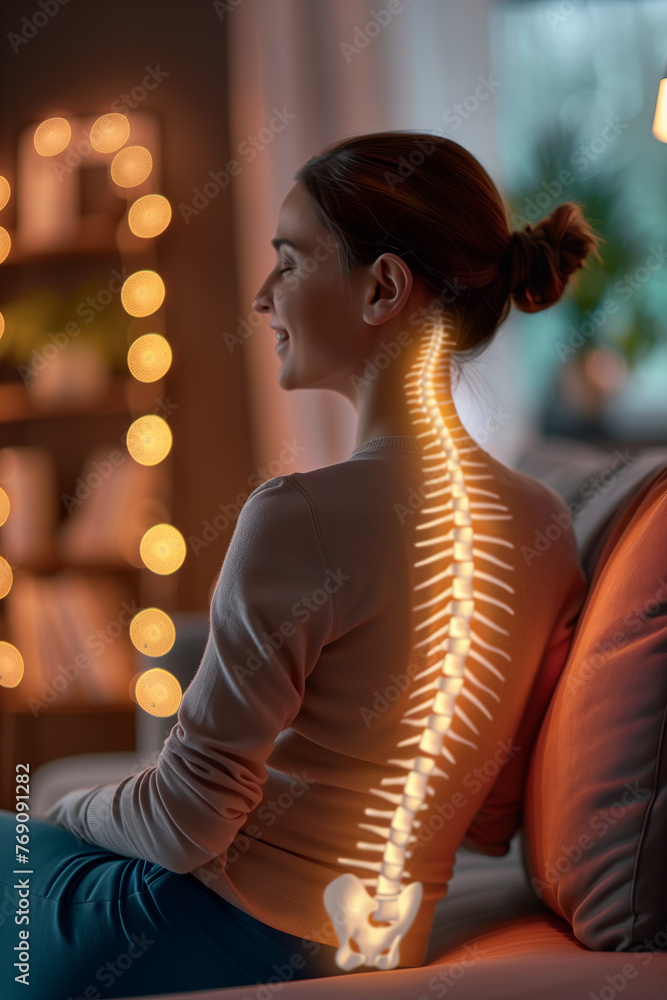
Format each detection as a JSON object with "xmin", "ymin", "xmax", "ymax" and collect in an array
[{"xmin": 276, "ymin": 362, "xmax": 297, "ymax": 391}]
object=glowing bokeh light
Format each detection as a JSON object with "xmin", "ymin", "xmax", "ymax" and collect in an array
[
  {"xmin": 130, "ymin": 608, "xmax": 176, "ymax": 657},
  {"xmin": 0, "ymin": 557, "xmax": 12, "ymax": 599},
  {"xmin": 126, "ymin": 415, "xmax": 172, "ymax": 465},
  {"xmin": 0, "ymin": 488, "xmax": 9, "ymax": 527},
  {"xmin": 0, "ymin": 229, "xmax": 11, "ymax": 264},
  {"xmin": 140, "ymin": 524, "xmax": 186, "ymax": 575},
  {"xmin": 0, "ymin": 177, "xmax": 9, "ymax": 211},
  {"xmin": 135, "ymin": 667, "xmax": 182, "ymax": 717},
  {"xmin": 90, "ymin": 113, "xmax": 130, "ymax": 153},
  {"xmin": 34, "ymin": 118, "xmax": 71, "ymax": 156},
  {"xmin": 0, "ymin": 642, "xmax": 24, "ymax": 688},
  {"xmin": 128, "ymin": 195, "xmax": 172, "ymax": 239},
  {"xmin": 653, "ymin": 78, "xmax": 667, "ymax": 143},
  {"xmin": 127, "ymin": 334, "xmax": 172, "ymax": 382},
  {"xmin": 121, "ymin": 270, "xmax": 165, "ymax": 317},
  {"xmin": 110, "ymin": 145, "xmax": 153, "ymax": 187},
  {"xmin": 0, "ymin": 314, "xmax": 4, "ymax": 338}
]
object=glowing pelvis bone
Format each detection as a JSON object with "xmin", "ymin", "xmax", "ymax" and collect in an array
[
  {"xmin": 323, "ymin": 311, "xmax": 498, "ymax": 971},
  {"xmin": 323, "ymin": 874, "xmax": 422, "ymax": 971}
]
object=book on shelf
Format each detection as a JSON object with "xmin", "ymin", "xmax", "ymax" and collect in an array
[
  {"xmin": 57, "ymin": 443, "xmax": 169, "ymax": 567},
  {"xmin": 5, "ymin": 572, "xmax": 136, "ymax": 709},
  {"xmin": 0, "ymin": 446, "xmax": 58, "ymax": 567}
]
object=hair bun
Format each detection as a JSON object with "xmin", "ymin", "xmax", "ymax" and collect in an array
[{"xmin": 508, "ymin": 202, "xmax": 600, "ymax": 313}]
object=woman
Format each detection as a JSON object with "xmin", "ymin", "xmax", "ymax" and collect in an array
[{"xmin": 0, "ymin": 131, "xmax": 597, "ymax": 996}]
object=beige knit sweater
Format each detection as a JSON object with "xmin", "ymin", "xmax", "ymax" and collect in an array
[{"xmin": 48, "ymin": 434, "xmax": 586, "ymax": 968}]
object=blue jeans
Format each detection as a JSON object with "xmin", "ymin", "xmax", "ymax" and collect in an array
[{"xmin": 0, "ymin": 811, "xmax": 344, "ymax": 998}]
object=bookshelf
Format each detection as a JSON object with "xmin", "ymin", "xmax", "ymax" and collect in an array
[{"xmin": 0, "ymin": 230, "xmax": 163, "ymax": 809}]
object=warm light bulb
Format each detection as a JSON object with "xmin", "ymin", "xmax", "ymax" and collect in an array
[
  {"xmin": 90, "ymin": 113, "xmax": 130, "ymax": 153},
  {"xmin": 0, "ymin": 642, "xmax": 24, "ymax": 688},
  {"xmin": 128, "ymin": 195, "xmax": 172, "ymax": 238},
  {"xmin": 0, "ymin": 557, "xmax": 12, "ymax": 599},
  {"xmin": 34, "ymin": 117, "xmax": 71, "ymax": 156},
  {"xmin": 110, "ymin": 145, "xmax": 153, "ymax": 187},
  {"xmin": 0, "ymin": 228, "xmax": 10, "ymax": 264},
  {"xmin": 0, "ymin": 313, "xmax": 4, "ymax": 338},
  {"xmin": 0, "ymin": 177, "xmax": 9, "ymax": 211},
  {"xmin": 653, "ymin": 78, "xmax": 667, "ymax": 142},
  {"xmin": 130, "ymin": 608, "xmax": 176, "ymax": 657},
  {"xmin": 127, "ymin": 334, "xmax": 172, "ymax": 382},
  {"xmin": 0, "ymin": 487, "xmax": 10, "ymax": 526},
  {"xmin": 135, "ymin": 667, "xmax": 182, "ymax": 716},
  {"xmin": 121, "ymin": 270, "xmax": 165, "ymax": 317},
  {"xmin": 140, "ymin": 524, "xmax": 186, "ymax": 575},
  {"xmin": 126, "ymin": 415, "xmax": 172, "ymax": 465}
]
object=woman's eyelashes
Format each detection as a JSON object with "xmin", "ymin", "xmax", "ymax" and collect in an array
[{"xmin": 278, "ymin": 262, "xmax": 295, "ymax": 274}]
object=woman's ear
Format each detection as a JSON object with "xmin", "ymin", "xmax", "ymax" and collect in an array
[{"xmin": 361, "ymin": 253, "xmax": 414, "ymax": 326}]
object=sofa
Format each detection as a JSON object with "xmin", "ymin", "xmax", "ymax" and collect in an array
[{"xmin": 31, "ymin": 436, "xmax": 667, "ymax": 999}]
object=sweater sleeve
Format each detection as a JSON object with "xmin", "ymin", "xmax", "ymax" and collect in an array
[{"xmin": 45, "ymin": 476, "xmax": 335, "ymax": 873}]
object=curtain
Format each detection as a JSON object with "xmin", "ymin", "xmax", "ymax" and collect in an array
[{"xmin": 227, "ymin": 0, "xmax": 519, "ymax": 472}]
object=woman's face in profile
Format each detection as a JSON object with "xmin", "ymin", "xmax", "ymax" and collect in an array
[{"xmin": 252, "ymin": 180, "xmax": 375, "ymax": 398}]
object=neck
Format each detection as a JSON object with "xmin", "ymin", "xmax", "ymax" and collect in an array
[{"xmin": 353, "ymin": 338, "xmax": 469, "ymax": 451}]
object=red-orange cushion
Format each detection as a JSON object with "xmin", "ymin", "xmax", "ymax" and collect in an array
[{"xmin": 523, "ymin": 466, "xmax": 667, "ymax": 950}]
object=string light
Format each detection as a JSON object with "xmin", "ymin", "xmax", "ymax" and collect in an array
[
  {"xmin": 130, "ymin": 608, "xmax": 176, "ymax": 657},
  {"xmin": 126, "ymin": 414, "xmax": 172, "ymax": 465},
  {"xmin": 128, "ymin": 194, "xmax": 172, "ymax": 238},
  {"xmin": 110, "ymin": 145, "xmax": 153, "ymax": 187},
  {"xmin": 34, "ymin": 117, "xmax": 71, "ymax": 156},
  {"xmin": 121, "ymin": 270, "xmax": 165, "ymax": 317},
  {"xmin": 0, "ymin": 642, "xmax": 24, "ymax": 688},
  {"xmin": 653, "ymin": 76, "xmax": 667, "ymax": 142},
  {"xmin": 0, "ymin": 488, "xmax": 9, "ymax": 527},
  {"xmin": 90, "ymin": 113, "xmax": 130, "ymax": 153},
  {"xmin": 0, "ymin": 177, "xmax": 9, "ymax": 211},
  {"xmin": 140, "ymin": 524, "xmax": 186, "ymax": 575},
  {"xmin": 0, "ymin": 557, "xmax": 12, "ymax": 599},
  {"xmin": 135, "ymin": 667, "xmax": 182, "ymax": 717},
  {"xmin": 127, "ymin": 334, "xmax": 172, "ymax": 382},
  {"xmin": 0, "ymin": 229, "xmax": 10, "ymax": 264}
]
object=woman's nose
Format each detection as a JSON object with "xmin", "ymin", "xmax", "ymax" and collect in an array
[{"xmin": 252, "ymin": 280, "xmax": 273, "ymax": 315}]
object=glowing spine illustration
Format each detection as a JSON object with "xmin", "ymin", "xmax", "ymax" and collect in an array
[{"xmin": 323, "ymin": 312, "xmax": 480, "ymax": 971}]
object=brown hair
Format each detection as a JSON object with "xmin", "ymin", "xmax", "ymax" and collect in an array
[{"xmin": 294, "ymin": 130, "xmax": 601, "ymax": 359}]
